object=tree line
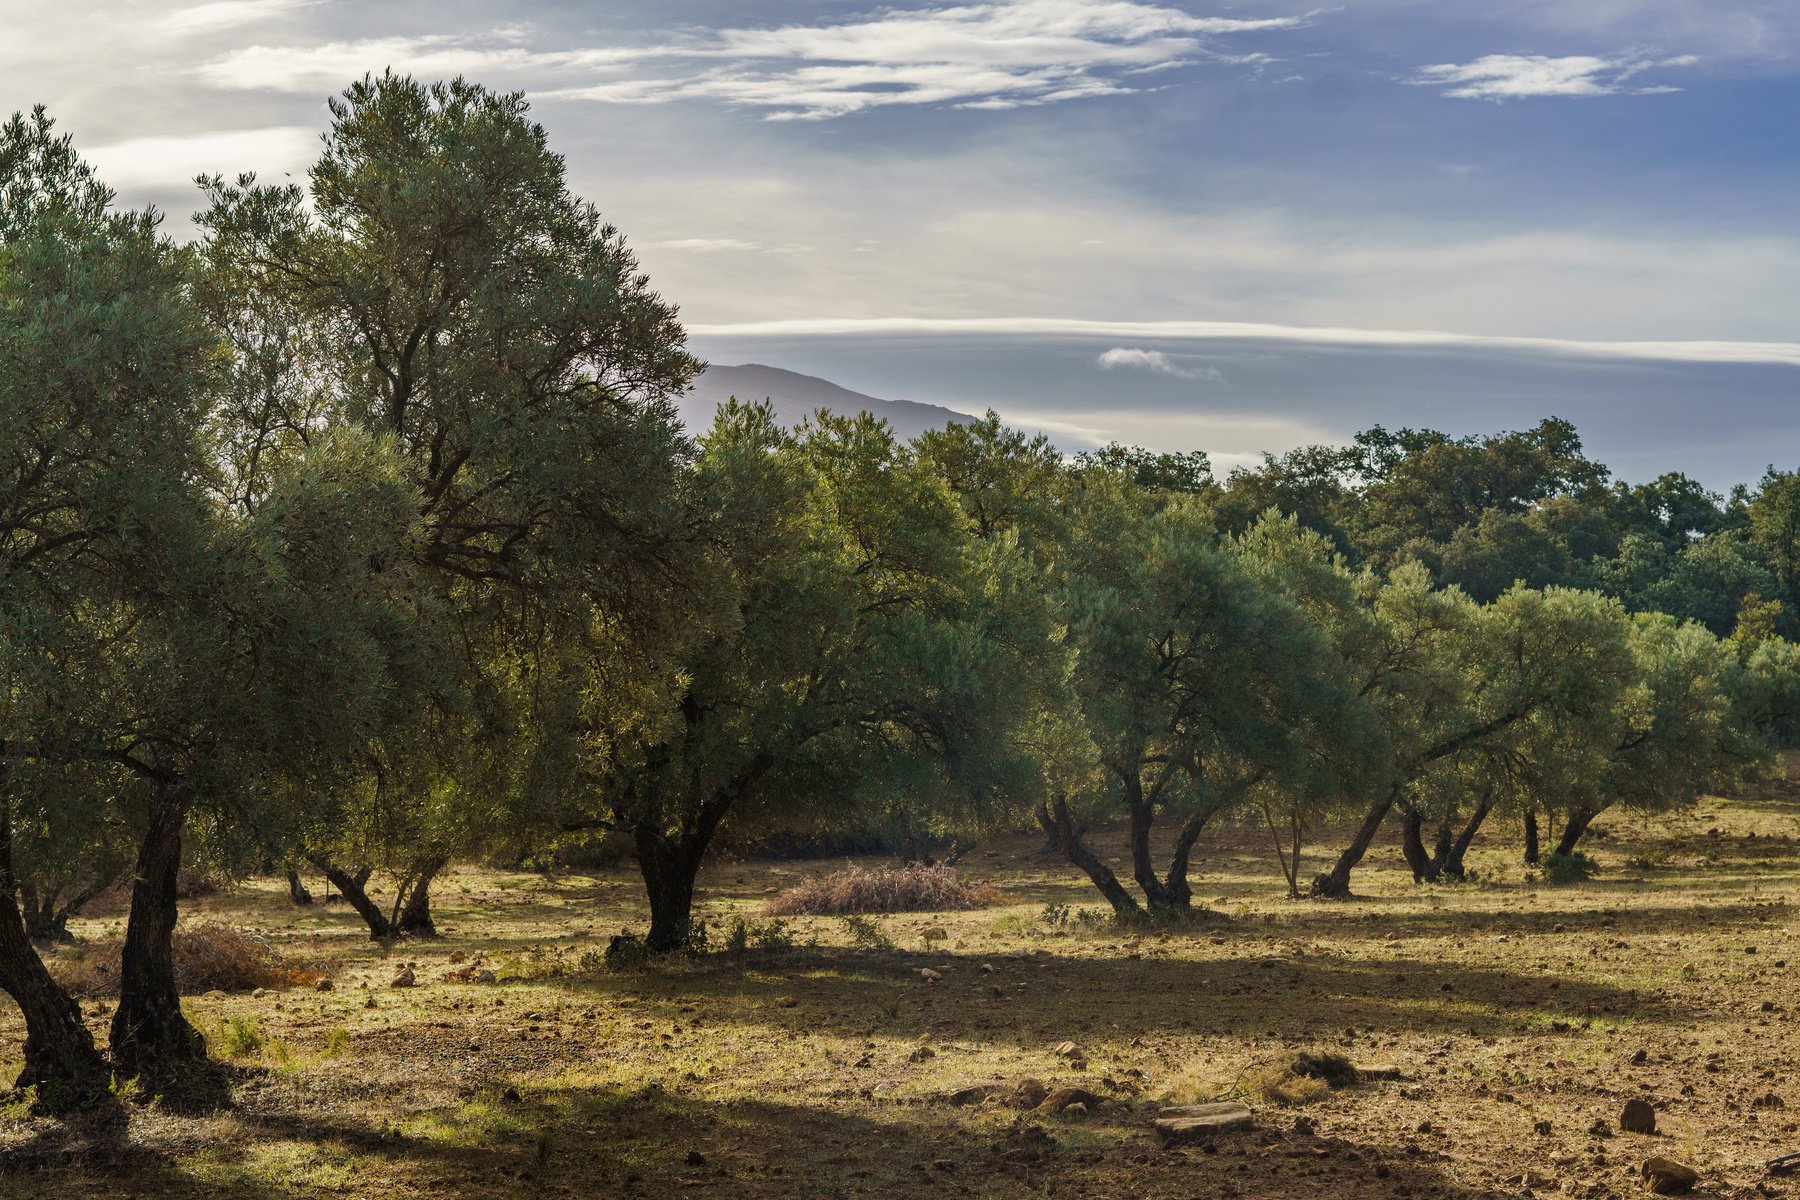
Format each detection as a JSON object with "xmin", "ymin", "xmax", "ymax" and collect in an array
[{"xmin": 3, "ymin": 75, "xmax": 1797, "ymax": 1118}]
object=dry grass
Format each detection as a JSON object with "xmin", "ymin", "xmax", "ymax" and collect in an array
[
  {"xmin": 763, "ymin": 862, "xmax": 1002, "ymax": 915},
  {"xmin": 49, "ymin": 923, "xmax": 326, "ymax": 998},
  {"xmin": 4, "ymin": 783, "xmax": 1799, "ymax": 1200}
]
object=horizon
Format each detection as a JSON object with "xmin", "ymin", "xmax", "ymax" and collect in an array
[{"xmin": 7, "ymin": 0, "xmax": 1798, "ymax": 486}]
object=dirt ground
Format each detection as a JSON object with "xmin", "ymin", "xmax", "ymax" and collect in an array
[{"xmin": 1, "ymin": 784, "xmax": 1796, "ymax": 1200}]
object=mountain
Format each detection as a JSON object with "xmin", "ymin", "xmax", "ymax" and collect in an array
[{"xmin": 679, "ymin": 363, "xmax": 972, "ymax": 443}]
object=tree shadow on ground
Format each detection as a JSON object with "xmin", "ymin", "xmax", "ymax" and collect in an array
[
  {"xmin": 538, "ymin": 941, "xmax": 1694, "ymax": 1049},
  {"xmin": 0, "ymin": 1078, "xmax": 1515, "ymax": 1200}
]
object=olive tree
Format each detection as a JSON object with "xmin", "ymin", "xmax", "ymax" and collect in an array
[
  {"xmin": 1042, "ymin": 479, "xmax": 1380, "ymax": 916},
  {"xmin": 195, "ymin": 74, "xmax": 700, "ymax": 937},
  {"xmin": 1312, "ymin": 576, "xmax": 1636, "ymax": 896},
  {"xmin": 0, "ymin": 108, "xmax": 213, "ymax": 1112},
  {"xmin": 566, "ymin": 403, "xmax": 1002, "ymax": 951}
]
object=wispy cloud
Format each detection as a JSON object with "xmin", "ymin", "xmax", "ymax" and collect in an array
[
  {"xmin": 198, "ymin": 1, "xmax": 1309, "ymax": 119},
  {"xmin": 688, "ymin": 317, "xmax": 1800, "ymax": 369},
  {"xmin": 164, "ymin": 0, "xmax": 318, "ymax": 35},
  {"xmin": 194, "ymin": 35, "xmax": 556, "ymax": 92},
  {"xmin": 1096, "ymin": 346, "xmax": 1226, "ymax": 381},
  {"xmin": 999, "ymin": 407, "xmax": 1328, "ymax": 466},
  {"xmin": 82, "ymin": 126, "xmax": 320, "ymax": 189},
  {"xmin": 1414, "ymin": 52, "xmax": 1698, "ymax": 100},
  {"xmin": 650, "ymin": 238, "xmax": 767, "ymax": 253}
]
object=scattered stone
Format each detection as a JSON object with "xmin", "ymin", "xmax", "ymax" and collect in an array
[
  {"xmin": 918, "ymin": 968, "xmax": 942, "ymax": 983},
  {"xmin": 1035, "ymin": 1086, "xmax": 1102, "ymax": 1114},
  {"xmin": 390, "ymin": 966, "xmax": 417, "ymax": 989},
  {"xmin": 1157, "ymin": 1102, "xmax": 1255, "ymax": 1143},
  {"xmin": 979, "ymin": 962, "xmax": 995, "ymax": 974},
  {"xmin": 1590, "ymin": 1118, "xmax": 1615, "ymax": 1138},
  {"xmin": 908, "ymin": 1045, "xmax": 936, "ymax": 1063},
  {"xmin": 448, "ymin": 950, "xmax": 467, "ymax": 964},
  {"xmin": 314, "ymin": 978, "xmax": 334, "ymax": 992},
  {"xmin": 1535, "ymin": 1120, "xmax": 1555, "ymax": 1136},
  {"xmin": 474, "ymin": 969, "xmax": 497, "ymax": 984},
  {"xmin": 1620, "ymin": 1098, "xmax": 1658, "ymax": 1135},
  {"xmin": 1293, "ymin": 1115, "xmax": 1318, "ymax": 1137},
  {"xmin": 947, "ymin": 1085, "xmax": 990, "ymax": 1107},
  {"xmin": 1640, "ymin": 1156, "xmax": 1699, "ymax": 1194},
  {"xmin": 1011, "ymin": 1079, "xmax": 1050, "ymax": 1109},
  {"xmin": 1052, "ymin": 1041, "xmax": 1083, "ymax": 1059},
  {"xmin": 1631, "ymin": 1049, "xmax": 1649, "ymax": 1065},
  {"xmin": 252, "ymin": 987, "xmax": 267, "ymax": 998},
  {"xmin": 1750, "ymin": 1092, "xmax": 1785, "ymax": 1110}
]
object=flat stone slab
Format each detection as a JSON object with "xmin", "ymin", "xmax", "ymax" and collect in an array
[{"xmin": 1155, "ymin": 1102, "xmax": 1255, "ymax": 1142}]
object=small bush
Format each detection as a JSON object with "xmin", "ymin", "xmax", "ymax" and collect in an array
[
  {"xmin": 52, "ymin": 923, "xmax": 324, "ymax": 998},
  {"xmin": 839, "ymin": 914, "xmax": 895, "ymax": 950},
  {"xmin": 1542, "ymin": 850, "xmax": 1599, "ymax": 884},
  {"xmin": 603, "ymin": 934, "xmax": 650, "ymax": 970},
  {"xmin": 725, "ymin": 917, "xmax": 800, "ymax": 952},
  {"xmin": 219, "ymin": 1016, "xmax": 265, "ymax": 1058},
  {"xmin": 765, "ymin": 864, "xmax": 1000, "ymax": 916}
]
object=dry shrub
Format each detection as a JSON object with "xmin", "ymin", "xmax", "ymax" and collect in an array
[
  {"xmin": 1245, "ymin": 1050, "xmax": 1360, "ymax": 1107},
  {"xmin": 1165, "ymin": 1048, "xmax": 1361, "ymax": 1109},
  {"xmin": 50, "ymin": 923, "xmax": 325, "ymax": 999},
  {"xmin": 764, "ymin": 863, "xmax": 1001, "ymax": 916},
  {"xmin": 176, "ymin": 868, "xmax": 225, "ymax": 899}
]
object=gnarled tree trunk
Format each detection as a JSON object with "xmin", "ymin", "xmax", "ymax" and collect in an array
[
  {"xmin": 285, "ymin": 869, "xmax": 313, "ymax": 906},
  {"xmin": 1523, "ymin": 810, "xmax": 1542, "ymax": 865},
  {"xmin": 393, "ymin": 856, "xmax": 447, "ymax": 938},
  {"xmin": 1400, "ymin": 806, "xmax": 1432, "ymax": 882},
  {"xmin": 1436, "ymin": 800, "xmax": 1491, "ymax": 880},
  {"xmin": 636, "ymin": 829, "xmax": 710, "ymax": 953},
  {"xmin": 0, "ymin": 794, "xmax": 111, "ymax": 1116},
  {"xmin": 1554, "ymin": 808, "xmax": 1599, "ymax": 858},
  {"xmin": 311, "ymin": 858, "xmax": 391, "ymax": 940},
  {"xmin": 1037, "ymin": 795, "xmax": 1141, "ymax": 918},
  {"xmin": 1313, "ymin": 793, "xmax": 1393, "ymax": 898},
  {"xmin": 109, "ymin": 784, "xmax": 208, "ymax": 1090}
]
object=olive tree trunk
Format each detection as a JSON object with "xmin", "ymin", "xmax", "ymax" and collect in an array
[
  {"xmin": 393, "ymin": 856, "xmax": 448, "ymax": 938},
  {"xmin": 1554, "ymin": 808, "xmax": 1600, "ymax": 858},
  {"xmin": 285, "ymin": 869, "xmax": 313, "ymax": 906},
  {"xmin": 109, "ymin": 785, "xmax": 208, "ymax": 1089},
  {"xmin": 1037, "ymin": 795, "xmax": 1142, "ymax": 918},
  {"xmin": 311, "ymin": 858, "xmax": 391, "ymax": 940},
  {"xmin": 0, "ymin": 795, "xmax": 111, "ymax": 1115},
  {"xmin": 635, "ymin": 829, "xmax": 711, "ymax": 953},
  {"xmin": 1313, "ymin": 793, "xmax": 1394, "ymax": 898}
]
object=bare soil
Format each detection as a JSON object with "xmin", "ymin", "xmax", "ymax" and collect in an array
[{"xmin": 2, "ymin": 787, "xmax": 1796, "ymax": 1200}]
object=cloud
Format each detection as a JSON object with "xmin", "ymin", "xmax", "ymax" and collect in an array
[
  {"xmin": 163, "ymin": 0, "xmax": 317, "ymax": 35},
  {"xmin": 199, "ymin": 1, "xmax": 1309, "ymax": 118},
  {"xmin": 82, "ymin": 126, "xmax": 320, "ymax": 189},
  {"xmin": 1413, "ymin": 53, "xmax": 1697, "ymax": 100},
  {"xmin": 998, "ymin": 406, "xmax": 1330, "ymax": 467},
  {"xmin": 689, "ymin": 317, "xmax": 1800, "ymax": 369},
  {"xmin": 194, "ymin": 36, "xmax": 557, "ymax": 92},
  {"xmin": 1096, "ymin": 346, "xmax": 1225, "ymax": 381},
  {"xmin": 649, "ymin": 238, "xmax": 768, "ymax": 253}
]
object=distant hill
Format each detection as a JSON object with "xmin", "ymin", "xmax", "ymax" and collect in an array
[{"xmin": 679, "ymin": 363, "xmax": 972, "ymax": 443}]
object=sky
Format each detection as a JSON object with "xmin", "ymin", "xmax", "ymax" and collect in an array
[{"xmin": 4, "ymin": 0, "xmax": 1798, "ymax": 487}]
